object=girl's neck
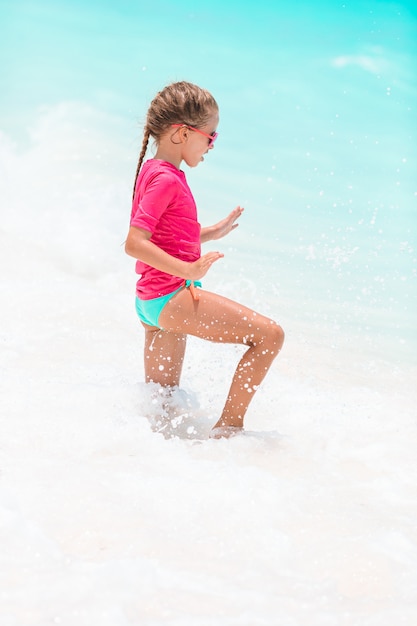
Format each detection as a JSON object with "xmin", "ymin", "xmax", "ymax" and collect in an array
[{"xmin": 154, "ymin": 147, "xmax": 181, "ymax": 170}]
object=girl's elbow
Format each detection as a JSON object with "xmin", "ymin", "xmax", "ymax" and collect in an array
[
  {"xmin": 125, "ymin": 228, "xmax": 150, "ymax": 258},
  {"xmin": 124, "ymin": 238, "xmax": 135, "ymax": 257}
]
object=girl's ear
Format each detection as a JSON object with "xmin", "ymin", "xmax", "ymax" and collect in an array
[
  {"xmin": 178, "ymin": 125, "xmax": 188, "ymax": 143},
  {"xmin": 169, "ymin": 124, "xmax": 188, "ymax": 145}
]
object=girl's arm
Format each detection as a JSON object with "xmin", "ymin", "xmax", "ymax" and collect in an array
[
  {"xmin": 125, "ymin": 226, "xmax": 223, "ymax": 281},
  {"xmin": 200, "ymin": 205, "xmax": 244, "ymax": 243}
]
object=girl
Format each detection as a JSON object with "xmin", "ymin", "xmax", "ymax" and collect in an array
[{"xmin": 125, "ymin": 81, "xmax": 284, "ymax": 438}]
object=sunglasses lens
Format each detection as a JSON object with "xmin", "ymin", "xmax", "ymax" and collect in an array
[{"xmin": 209, "ymin": 132, "xmax": 218, "ymax": 147}]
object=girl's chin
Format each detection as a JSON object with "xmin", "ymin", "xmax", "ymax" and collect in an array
[{"xmin": 185, "ymin": 157, "xmax": 204, "ymax": 168}]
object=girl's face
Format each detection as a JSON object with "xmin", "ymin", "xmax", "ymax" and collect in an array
[{"xmin": 181, "ymin": 111, "xmax": 219, "ymax": 168}]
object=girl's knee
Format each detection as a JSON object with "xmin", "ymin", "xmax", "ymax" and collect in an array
[
  {"xmin": 266, "ymin": 319, "xmax": 285, "ymax": 352},
  {"xmin": 245, "ymin": 317, "xmax": 284, "ymax": 353}
]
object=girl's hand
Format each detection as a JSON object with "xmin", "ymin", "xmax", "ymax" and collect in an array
[
  {"xmin": 201, "ymin": 206, "xmax": 244, "ymax": 243},
  {"xmin": 187, "ymin": 251, "xmax": 224, "ymax": 280}
]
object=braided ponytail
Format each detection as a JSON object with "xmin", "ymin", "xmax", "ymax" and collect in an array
[{"xmin": 132, "ymin": 128, "xmax": 150, "ymax": 199}]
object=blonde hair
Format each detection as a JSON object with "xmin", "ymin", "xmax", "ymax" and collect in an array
[{"xmin": 133, "ymin": 81, "xmax": 218, "ymax": 196}]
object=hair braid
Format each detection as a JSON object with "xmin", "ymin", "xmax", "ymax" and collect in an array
[{"xmin": 132, "ymin": 128, "xmax": 150, "ymax": 198}]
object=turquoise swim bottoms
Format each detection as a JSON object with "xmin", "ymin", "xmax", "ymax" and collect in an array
[{"xmin": 135, "ymin": 280, "xmax": 201, "ymax": 329}]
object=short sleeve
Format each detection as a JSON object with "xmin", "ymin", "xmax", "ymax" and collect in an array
[{"xmin": 130, "ymin": 172, "xmax": 178, "ymax": 234}]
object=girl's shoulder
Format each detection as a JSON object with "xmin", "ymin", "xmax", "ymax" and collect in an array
[
  {"xmin": 134, "ymin": 160, "xmax": 188, "ymax": 205},
  {"xmin": 139, "ymin": 159, "xmax": 187, "ymax": 195}
]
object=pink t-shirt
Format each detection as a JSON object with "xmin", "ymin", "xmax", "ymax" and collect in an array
[{"xmin": 130, "ymin": 159, "xmax": 201, "ymax": 300}]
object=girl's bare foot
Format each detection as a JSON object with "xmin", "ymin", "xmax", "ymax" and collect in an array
[{"xmin": 209, "ymin": 426, "xmax": 244, "ymax": 439}]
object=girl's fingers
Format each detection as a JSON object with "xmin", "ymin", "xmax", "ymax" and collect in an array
[
  {"xmin": 203, "ymin": 251, "xmax": 223, "ymax": 263},
  {"xmin": 194, "ymin": 252, "xmax": 224, "ymax": 278}
]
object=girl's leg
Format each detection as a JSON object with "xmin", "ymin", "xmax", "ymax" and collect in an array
[
  {"xmin": 143, "ymin": 325, "xmax": 188, "ymax": 434},
  {"xmin": 143, "ymin": 324, "xmax": 187, "ymax": 387},
  {"xmin": 158, "ymin": 288, "xmax": 284, "ymax": 429}
]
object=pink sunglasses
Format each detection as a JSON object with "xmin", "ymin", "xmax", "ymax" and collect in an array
[{"xmin": 172, "ymin": 124, "xmax": 218, "ymax": 148}]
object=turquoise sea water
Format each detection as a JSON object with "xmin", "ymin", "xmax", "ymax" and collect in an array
[
  {"xmin": 2, "ymin": 0, "xmax": 416, "ymax": 357},
  {"xmin": 1, "ymin": 2, "xmax": 417, "ymax": 624}
]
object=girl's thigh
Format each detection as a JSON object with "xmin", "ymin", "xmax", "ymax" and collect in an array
[
  {"xmin": 142, "ymin": 323, "xmax": 187, "ymax": 386},
  {"xmin": 158, "ymin": 288, "xmax": 276, "ymax": 344}
]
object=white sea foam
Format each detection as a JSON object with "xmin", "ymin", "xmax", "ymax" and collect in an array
[{"xmin": 1, "ymin": 103, "xmax": 416, "ymax": 626}]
